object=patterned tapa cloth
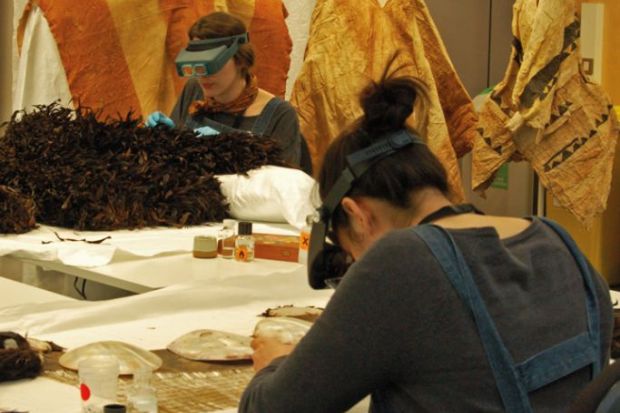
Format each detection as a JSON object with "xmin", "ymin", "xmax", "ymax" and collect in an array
[
  {"xmin": 17, "ymin": 0, "xmax": 292, "ymax": 120},
  {"xmin": 290, "ymin": 0, "xmax": 480, "ymax": 201},
  {"xmin": 473, "ymin": 0, "xmax": 619, "ymax": 226}
]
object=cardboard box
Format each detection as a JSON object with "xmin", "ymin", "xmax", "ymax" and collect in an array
[{"xmin": 254, "ymin": 233, "xmax": 300, "ymax": 262}]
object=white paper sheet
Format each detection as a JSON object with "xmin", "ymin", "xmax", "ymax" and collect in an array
[
  {"xmin": 0, "ymin": 266, "xmax": 332, "ymax": 349},
  {"xmin": 0, "ymin": 377, "xmax": 81, "ymax": 413},
  {"xmin": 0, "ymin": 246, "xmax": 351, "ymax": 413}
]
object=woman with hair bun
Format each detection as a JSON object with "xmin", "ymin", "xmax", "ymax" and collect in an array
[{"xmin": 239, "ymin": 72, "xmax": 613, "ymax": 412}]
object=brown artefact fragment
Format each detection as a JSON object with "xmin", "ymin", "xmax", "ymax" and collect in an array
[
  {"xmin": 0, "ymin": 185, "xmax": 36, "ymax": 233},
  {"xmin": 0, "ymin": 102, "xmax": 284, "ymax": 232},
  {"xmin": 0, "ymin": 332, "xmax": 43, "ymax": 382},
  {"xmin": 260, "ymin": 305, "xmax": 324, "ymax": 323}
]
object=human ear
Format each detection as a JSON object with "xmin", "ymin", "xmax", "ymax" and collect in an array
[{"xmin": 341, "ymin": 197, "xmax": 371, "ymax": 235}]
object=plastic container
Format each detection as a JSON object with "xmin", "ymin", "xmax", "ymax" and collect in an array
[
  {"xmin": 127, "ymin": 367, "xmax": 158, "ymax": 413},
  {"xmin": 78, "ymin": 355, "xmax": 120, "ymax": 413},
  {"xmin": 192, "ymin": 235, "xmax": 218, "ymax": 259}
]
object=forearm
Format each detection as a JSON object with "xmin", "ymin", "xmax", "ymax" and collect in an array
[{"xmin": 239, "ymin": 357, "xmax": 288, "ymax": 413}]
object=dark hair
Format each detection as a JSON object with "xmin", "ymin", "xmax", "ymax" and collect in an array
[
  {"xmin": 318, "ymin": 75, "xmax": 449, "ymax": 236},
  {"xmin": 188, "ymin": 12, "xmax": 255, "ymax": 82}
]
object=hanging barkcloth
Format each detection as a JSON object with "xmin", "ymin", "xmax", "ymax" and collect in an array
[{"xmin": 472, "ymin": 0, "xmax": 619, "ymax": 227}]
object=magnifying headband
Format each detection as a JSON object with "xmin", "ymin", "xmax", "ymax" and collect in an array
[
  {"xmin": 307, "ymin": 129, "xmax": 424, "ymax": 289},
  {"xmin": 175, "ymin": 32, "xmax": 249, "ymax": 77}
]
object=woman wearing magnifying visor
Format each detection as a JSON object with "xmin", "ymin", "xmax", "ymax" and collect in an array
[
  {"xmin": 146, "ymin": 12, "xmax": 308, "ymax": 172},
  {"xmin": 239, "ymin": 62, "xmax": 613, "ymax": 412}
]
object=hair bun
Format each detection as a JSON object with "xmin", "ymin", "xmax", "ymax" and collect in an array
[{"xmin": 359, "ymin": 77, "xmax": 420, "ymax": 136}]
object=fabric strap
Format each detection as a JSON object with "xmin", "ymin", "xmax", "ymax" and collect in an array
[
  {"xmin": 251, "ymin": 97, "xmax": 280, "ymax": 136},
  {"xmin": 414, "ymin": 217, "xmax": 601, "ymax": 413}
]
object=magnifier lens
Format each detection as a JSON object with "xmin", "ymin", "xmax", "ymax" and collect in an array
[
  {"xmin": 194, "ymin": 64, "xmax": 207, "ymax": 76},
  {"xmin": 324, "ymin": 277, "xmax": 343, "ymax": 289}
]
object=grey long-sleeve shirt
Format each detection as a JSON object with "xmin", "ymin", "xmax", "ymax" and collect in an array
[
  {"xmin": 170, "ymin": 78, "xmax": 301, "ymax": 166},
  {"xmin": 239, "ymin": 219, "xmax": 613, "ymax": 413}
]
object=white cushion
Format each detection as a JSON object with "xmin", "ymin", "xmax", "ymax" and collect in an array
[{"xmin": 216, "ymin": 166, "xmax": 318, "ymax": 229}]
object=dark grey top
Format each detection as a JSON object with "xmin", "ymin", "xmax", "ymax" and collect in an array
[
  {"xmin": 170, "ymin": 78, "xmax": 301, "ymax": 166},
  {"xmin": 239, "ymin": 219, "xmax": 613, "ymax": 413}
]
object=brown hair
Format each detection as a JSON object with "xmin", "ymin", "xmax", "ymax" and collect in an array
[
  {"xmin": 188, "ymin": 12, "xmax": 255, "ymax": 82},
  {"xmin": 318, "ymin": 67, "xmax": 448, "ymax": 237}
]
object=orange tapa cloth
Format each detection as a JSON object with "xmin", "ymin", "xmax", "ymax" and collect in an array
[{"xmin": 17, "ymin": 0, "xmax": 292, "ymax": 120}]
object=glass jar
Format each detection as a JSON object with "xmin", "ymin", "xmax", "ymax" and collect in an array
[
  {"xmin": 234, "ymin": 221, "xmax": 255, "ymax": 262},
  {"xmin": 217, "ymin": 219, "xmax": 237, "ymax": 259}
]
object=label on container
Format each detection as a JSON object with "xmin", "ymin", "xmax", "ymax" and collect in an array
[
  {"xmin": 235, "ymin": 246, "xmax": 251, "ymax": 261},
  {"xmin": 299, "ymin": 230, "xmax": 310, "ymax": 252}
]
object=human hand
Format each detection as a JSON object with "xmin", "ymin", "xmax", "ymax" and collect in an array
[
  {"xmin": 194, "ymin": 125, "xmax": 220, "ymax": 137},
  {"xmin": 145, "ymin": 111, "xmax": 175, "ymax": 128},
  {"xmin": 250, "ymin": 336, "xmax": 295, "ymax": 372}
]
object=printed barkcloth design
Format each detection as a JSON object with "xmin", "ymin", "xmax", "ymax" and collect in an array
[{"xmin": 472, "ymin": 0, "xmax": 619, "ymax": 226}]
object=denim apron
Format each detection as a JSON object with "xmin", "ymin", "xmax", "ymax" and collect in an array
[
  {"xmin": 185, "ymin": 97, "xmax": 281, "ymax": 136},
  {"xmin": 411, "ymin": 217, "xmax": 601, "ymax": 412}
]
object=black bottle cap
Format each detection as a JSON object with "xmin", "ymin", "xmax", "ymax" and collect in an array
[
  {"xmin": 238, "ymin": 221, "xmax": 253, "ymax": 235},
  {"xmin": 104, "ymin": 404, "xmax": 127, "ymax": 413}
]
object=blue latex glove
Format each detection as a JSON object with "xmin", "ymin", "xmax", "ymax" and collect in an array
[
  {"xmin": 194, "ymin": 125, "xmax": 220, "ymax": 137},
  {"xmin": 145, "ymin": 111, "xmax": 175, "ymax": 128}
]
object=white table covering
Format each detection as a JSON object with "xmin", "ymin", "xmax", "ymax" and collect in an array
[
  {"xmin": 0, "ymin": 375, "xmax": 238, "ymax": 413},
  {"xmin": 0, "ymin": 276, "xmax": 74, "ymax": 308},
  {"xmin": 0, "ymin": 264, "xmax": 334, "ymax": 412},
  {"xmin": 0, "ymin": 266, "xmax": 331, "ymax": 348},
  {"xmin": 0, "ymin": 222, "xmax": 297, "ymax": 268}
]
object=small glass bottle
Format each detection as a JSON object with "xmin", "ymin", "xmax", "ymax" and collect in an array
[
  {"xmin": 217, "ymin": 219, "xmax": 237, "ymax": 259},
  {"xmin": 298, "ymin": 216, "xmax": 312, "ymax": 265},
  {"xmin": 234, "ymin": 221, "xmax": 255, "ymax": 262},
  {"xmin": 127, "ymin": 367, "xmax": 158, "ymax": 413}
]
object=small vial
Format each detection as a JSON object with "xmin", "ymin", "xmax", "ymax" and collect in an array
[
  {"xmin": 298, "ymin": 215, "xmax": 312, "ymax": 265},
  {"xmin": 234, "ymin": 221, "xmax": 255, "ymax": 262},
  {"xmin": 218, "ymin": 219, "xmax": 237, "ymax": 259},
  {"xmin": 127, "ymin": 367, "xmax": 158, "ymax": 413}
]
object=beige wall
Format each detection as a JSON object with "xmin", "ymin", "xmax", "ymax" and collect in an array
[
  {"xmin": 600, "ymin": 0, "xmax": 620, "ymax": 103},
  {"xmin": 577, "ymin": 0, "xmax": 619, "ymax": 103},
  {"xmin": 593, "ymin": 0, "xmax": 620, "ymax": 285},
  {"xmin": 0, "ymin": 0, "xmax": 13, "ymax": 125}
]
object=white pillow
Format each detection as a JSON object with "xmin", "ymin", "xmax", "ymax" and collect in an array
[{"xmin": 215, "ymin": 166, "xmax": 319, "ymax": 229}]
